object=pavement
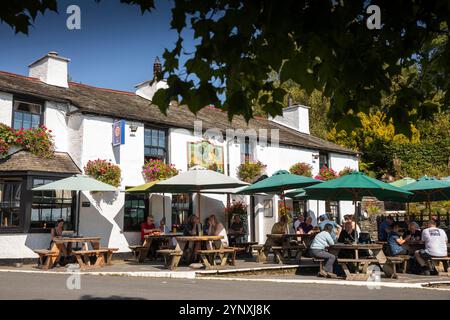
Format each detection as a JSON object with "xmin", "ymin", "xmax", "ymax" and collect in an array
[{"xmin": 0, "ymin": 272, "xmax": 449, "ymax": 300}]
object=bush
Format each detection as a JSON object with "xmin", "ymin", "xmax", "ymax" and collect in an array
[
  {"xmin": 84, "ymin": 159, "xmax": 122, "ymax": 187},
  {"xmin": 339, "ymin": 167, "xmax": 356, "ymax": 176},
  {"xmin": 289, "ymin": 162, "xmax": 313, "ymax": 177},
  {"xmin": 237, "ymin": 161, "xmax": 266, "ymax": 183},
  {"xmin": 142, "ymin": 159, "xmax": 179, "ymax": 182}
]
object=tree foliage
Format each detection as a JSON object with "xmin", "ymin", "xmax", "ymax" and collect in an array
[{"xmin": 2, "ymin": 1, "xmax": 448, "ymax": 127}]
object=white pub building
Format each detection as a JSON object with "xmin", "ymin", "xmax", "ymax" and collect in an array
[{"xmin": 0, "ymin": 52, "xmax": 358, "ymax": 260}]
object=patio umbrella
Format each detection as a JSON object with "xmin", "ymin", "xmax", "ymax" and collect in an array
[
  {"xmin": 401, "ymin": 176, "xmax": 450, "ymax": 218},
  {"xmin": 284, "ymin": 188, "xmax": 308, "ymax": 199},
  {"xmin": 238, "ymin": 170, "xmax": 321, "ymax": 211},
  {"xmin": 145, "ymin": 166, "xmax": 249, "ymax": 220},
  {"xmin": 389, "ymin": 177, "xmax": 416, "ymax": 188},
  {"xmin": 388, "ymin": 177, "xmax": 416, "ymax": 214},
  {"xmin": 33, "ymin": 174, "xmax": 117, "ymax": 235},
  {"xmin": 304, "ymin": 171, "xmax": 413, "ymax": 242}
]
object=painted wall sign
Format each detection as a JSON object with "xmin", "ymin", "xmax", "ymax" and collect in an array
[
  {"xmin": 187, "ymin": 140, "xmax": 224, "ymax": 173},
  {"xmin": 112, "ymin": 120, "xmax": 126, "ymax": 146}
]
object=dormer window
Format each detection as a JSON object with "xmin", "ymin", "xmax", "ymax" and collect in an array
[
  {"xmin": 13, "ymin": 100, "xmax": 43, "ymax": 130},
  {"xmin": 241, "ymin": 137, "xmax": 256, "ymax": 163}
]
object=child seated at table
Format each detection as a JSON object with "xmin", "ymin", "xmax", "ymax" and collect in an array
[{"xmin": 387, "ymin": 223, "xmax": 408, "ymax": 256}]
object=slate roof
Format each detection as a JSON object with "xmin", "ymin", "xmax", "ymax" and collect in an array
[
  {"xmin": 0, "ymin": 150, "xmax": 81, "ymax": 174},
  {"xmin": 0, "ymin": 71, "xmax": 357, "ymax": 155}
]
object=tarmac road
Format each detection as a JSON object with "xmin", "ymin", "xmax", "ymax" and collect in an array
[{"xmin": 0, "ymin": 272, "xmax": 449, "ymax": 300}]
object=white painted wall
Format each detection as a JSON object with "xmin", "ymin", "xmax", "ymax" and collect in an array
[
  {"xmin": 44, "ymin": 101, "xmax": 70, "ymax": 152},
  {"xmin": 0, "ymin": 91, "xmax": 13, "ymax": 126}
]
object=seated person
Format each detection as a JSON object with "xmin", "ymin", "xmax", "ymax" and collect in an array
[
  {"xmin": 337, "ymin": 221, "xmax": 356, "ymax": 259},
  {"xmin": 387, "ymin": 223, "xmax": 408, "ymax": 256},
  {"xmin": 183, "ymin": 215, "xmax": 201, "ymax": 236},
  {"xmin": 140, "ymin": 215, "xmax": 159, "ymax": 243},
  {"xmin": 338, "ymin": 222, "xmax": 356, "ymax": 244},
  {"xmin": 297, "ymin": 216, "xmax": 314, "ymax": 234},
  {"xmin": 264, "ymin": 215, "xmax": 289, "ymax": 252},
  {"xmin": 309, "ymin": 223, "xmax": 337, "ymax": 278},
  {"xmin": 378, "ymin": 216, "xmax": 394, "ymax": 242},
  {"xmin": 403, "ymin": 222, "xmax": 421, "ymax": 241},
  {"xmin": 228, "ymin": 215, "xmax": 245, "ymax": 245},
  {"xmin": 293, "ymin": 215, "xmax": 304, "ymax": 231},
  {"xmin": 208, "ymin": 214, "xmax": 229, "ymax": 246},
  {"xmin": 414, "ymin": 219, "xmax": 448, "ymax": 275},
  {"xmin": 318, "ymin": 214, "xmax": 341, "ymax": 242},
  {"xmin": 140, "ymin": 215, "xmax": 160, "ymax": 259},
  {"xmin": 348, "ymin": 214, "xmax": 361, "ymax": 234},
  {"xmin": 158, "ymin": 217, "xmax": 170, "ymax": 234}
]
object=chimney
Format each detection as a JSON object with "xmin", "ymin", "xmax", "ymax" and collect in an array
[
  {"xmin": 153, "ymin": 56, "xmax": 162, "ymax": 80},
  {"xmin": 28, "ymin": 51, "xmax": 70, "ymax": 88},
  {"xmin": 135, "ymin": 56, "xmax": 168, "ymax": 101},
  {"xmin": 270, "ymin": 104, "xmax": 310, "ymax": 134}
]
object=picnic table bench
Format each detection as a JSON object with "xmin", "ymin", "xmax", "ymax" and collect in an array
[
  {"xmin": 130, "ymin": 233, "xmax": 182, "ymax": 263},
  {"xmin": 34, "ymin": 249, "xmax": 60, "ymax": 270},
  {"xmin": 156, "ymin": 249, "xmax": 183, "ymax": 270},
  {"xmin": 197, "ymin": 248, "xmax": 235, "ymax": 269},
  {"xmin": 73, "ymin": 249, "xmax": 110, "ymax": 269},
  {"xmin": 427, "ymin": 256, "xmax": 450, "ymax": 276},
  {"xmin": 230, "ymin": 241, "xmax": 258, "ymax": 257}
]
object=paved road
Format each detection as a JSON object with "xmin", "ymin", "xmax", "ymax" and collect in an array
[{"xmin": 0, "ymin": 272, "xmax": 448, "ymax": 300}]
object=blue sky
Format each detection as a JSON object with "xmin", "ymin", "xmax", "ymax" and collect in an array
[{"xmin": 0, "ymin": 0, "xmax": 193, "ymax": 92}]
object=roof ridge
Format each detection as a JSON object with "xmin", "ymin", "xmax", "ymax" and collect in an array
[
  {"xmin": 69, "ymin": 81, "xmax": 136, "ymax": 96},
  {"xmin": 0, "ymin": 70, "xmax": 40, "ymax": 82}
]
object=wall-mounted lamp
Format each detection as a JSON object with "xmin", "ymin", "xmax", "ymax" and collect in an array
[
  {"xmin": 312, "ymin": 154, "xmax": 319, "ymax": 163},
  {"xmin": 130, "ymin": 124, "xmax": 138, "ymax": 133}
]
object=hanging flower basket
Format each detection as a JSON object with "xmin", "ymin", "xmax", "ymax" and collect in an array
[
  {"xmin": 315, "ymin": 165, "xmax": 338, "ymax": 181},
  {"xmin": 0, "ymin": 124, "xmax": 54, "ymax": 158},
  {"xmin": 289, "ymin": 162, "xmax": 313, "ymax": 177},
  {"xmin": 237, "ymin": 161, "xmax": 267, "ymax": 183},
  {"xmin": 84, "ymin": 159, "xmax": 121, "ymax": 187},
  {"xmin": 142, "ymin": 159, "xmax": 179, "ymax": 182}
]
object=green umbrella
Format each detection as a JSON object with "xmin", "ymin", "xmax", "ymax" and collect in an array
[
  {"xmin": 388, "ymin": 177, "xmax": 416, "ymax": 214},
  {"xmin": 389, "ymin": 177, "xmax": 416, "ymax": 188},
  {"xmin": 33, "ymin": 175, "xmax": 117, "ymax": 235},
  {"xmin": 304, "ymin": 172, "xmax": 413, "ymax": 242},
  {"xmin": 284, "ymin": 188, "xmax": 308, "ymax": 199},
  {"xmin": 401, "ymin": 176, "xmax": 450, "ymax": 217},
  {"xmin": 238, "ymin": 170, "xmax": 321, "ymax": 209},
  {"xmin": 125, "ymin": 180, "xmax": 161, "ymax": 193},
  {"xmin": 238, "ymin": 170, "xmax": 321, "ymax": 195}
]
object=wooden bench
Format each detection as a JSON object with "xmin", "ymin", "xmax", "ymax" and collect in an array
[
  {"xmin": 251, "ymin": 244, "xmax": 266, "ymax": 263},
  {"xmin": 34, "ymin": 249, "xmax": 60, "ymax": 270},
  {"xmin": 271, "ymin": 244, "xmax": 306, "ymax": 264},
  {"xmin": 100, "ymin": 247, "xmax": 119, "ymax": 265},
  {"xmin": 427, "ymin": 256, "xmax": 450, "ymax": 276},
  {"xmin": 224, "ymin": 246, "xmax": 245, "ymax": 266},
  {"xmin": 232, "ymin": 242, "xmax": 258, "ymax": 257},
  {"xmin": 73, "ymin": 249, "xmax": 109, "ymax": 269},
  {"xmin": 156, "ymin": 249, "xmax": 183, "ymax": 270},
  {"xmin": 197, "ymin": 249, "xmax": 235, "ymax": 269},
  {"xmin": 129, "ymin": 245, "xmax": 149, "ymax": 263},
  {"xmin": 386, "ymin": 255, "xmax": 409, "ymax": 278}
]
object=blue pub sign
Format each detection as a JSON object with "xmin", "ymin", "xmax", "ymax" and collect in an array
[{"xmin": 112, "ymin": 119, "xmax": 126, "ymax": 146}]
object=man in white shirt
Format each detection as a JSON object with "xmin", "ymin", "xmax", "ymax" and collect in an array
[{"xmin": 414, "ymin": 220, "xmax": 448, "ymax": 275}]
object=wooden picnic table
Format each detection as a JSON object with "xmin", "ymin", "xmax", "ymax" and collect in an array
[
  {"xmin": 175, "ymin": 235, "xmax": 224, "ymax": 266},
  {"xmin": 131, "ymin": 233, "xmax": 182, "ymax": 262},
  {"xmin": 52, "ymin": 236, "xmax": 101, "ymax": 255},
  {"xmin": 257, "ymin": 234, "xmax": 308, "ymax": 263},
  {"xmin": 328, "ymin": 243, "xmax": 387, "ymax": 280}
]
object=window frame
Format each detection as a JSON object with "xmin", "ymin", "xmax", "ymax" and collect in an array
[
  {"xmin": 319, "ymin": 152, "xmax": 330, "ymax": 169},
  {"xmin": 29, "ymin": 178, "xmax": 76, "ymax": 233},
  {"xmin": 0, "ymin": 172, "xmax": 75, "ymax": 234},
  {"xmin": 0, "ymin": 177, "xmax": 24, "ymax": 233},
  {"xmin": 123, "ymin": 192, "xmax": 149, "ymax": 232},
  {"xmin": 11, "ymin": 96, "xmax": 45, "ymax": 130},
  {"xmin": 144, "ymin": 126, "xmax": 168, "ymax": 163}
]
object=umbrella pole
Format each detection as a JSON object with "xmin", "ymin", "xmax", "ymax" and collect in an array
[
  {"xmin": 76, "ymin": 190, "xmax": 81, "ymax": 236},
  {"xmin": 197, "ymin": 191, "xmax": 201, "ymax": 221},
  {"xmin": 427, "ymin": 193, "xmax": 431, "ymax": 220},
  {"xmin": 162, "ymin": 193, "xmax": 166, "ymax": 222},
  {"xmin": 354, "ymin": 191, "xmax": 359, "ymax": 244}
]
